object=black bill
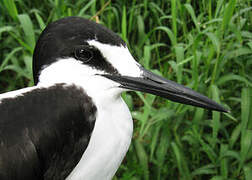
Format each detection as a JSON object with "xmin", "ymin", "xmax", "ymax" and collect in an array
[{"xmin": 102, "ymin": 67, "xmax": 228, "ymax": 112}]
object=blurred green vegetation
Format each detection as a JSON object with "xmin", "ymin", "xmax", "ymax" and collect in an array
[{"xmin": 0, "ymin": 0, "xmax": 252, "ymax": 179}]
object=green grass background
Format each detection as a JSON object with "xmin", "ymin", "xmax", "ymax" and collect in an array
[{"xmin": 0, "ymin": 0, "xmax": 252, "ymax": 179}]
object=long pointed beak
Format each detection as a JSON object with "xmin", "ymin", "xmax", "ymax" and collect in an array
[{"xmin": 102, "ymin": 66, "xmax": 227, "ymax": 112}]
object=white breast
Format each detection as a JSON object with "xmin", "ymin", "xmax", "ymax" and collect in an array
[{"xmin": 66, "ymin": 95, "xmax": 133, "ymax": 180}]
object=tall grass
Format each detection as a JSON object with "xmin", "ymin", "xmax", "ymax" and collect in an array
[{"xmin": 1, "ymin": 0, "xmax": 252, "ymax": 179}]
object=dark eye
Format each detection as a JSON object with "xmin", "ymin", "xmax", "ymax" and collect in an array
[{"xmin": 75, "ymin": 48, "xmax": 93, "ymax": 62}]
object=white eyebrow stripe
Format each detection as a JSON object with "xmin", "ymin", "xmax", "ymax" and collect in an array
[{"xmin": 87, "ymin": 40, "xmax": 142, "ymax": 77}]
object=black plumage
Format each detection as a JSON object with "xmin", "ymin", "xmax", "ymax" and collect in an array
[{"xmin": 0, "ymin": 84, "xmax": 96, "ymax": 179}]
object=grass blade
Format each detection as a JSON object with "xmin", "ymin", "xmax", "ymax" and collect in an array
[
  {"xmin": 211, "ymin": 84, "xmax": 221, "ymax": 147},
  {"xmin": 171, "ymin": 0, "xmax": 177, "ymax": 45},
  {"xmin": 184, "ymin": 4, "xmax": 200, "ymax": 32},
  {"xmin": 3, "ymin": 0, "xmax": 18, "ymax": 21},
  {"xmin": 222, "ymin": 0, "xmax": 237, "ymax": 34},
  {"xmin": 171, "ymin": 142, "xmax": 191, "ymax": 180},
  {"xmin": 121, "ymin": 4, "xmax": 127, "ymax": 43},
  {"xmin": 241, "ymin": 88, "xmax": 251, "ymax": 141},
  {"xmin": 134, "ymin": 139, "xmax": 149, "ymax": 180},
  {"xmin": 244, "ymin": 165, "xmax": 252, "ymax": 180},
  {"xmin": 18, "ymin": 14, "xmax": 36, "ymax": 52}
]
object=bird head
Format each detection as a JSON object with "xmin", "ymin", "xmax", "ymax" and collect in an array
[{"xmin": 33, "ymin": 17, "xmax": 227, "ymax": 112}]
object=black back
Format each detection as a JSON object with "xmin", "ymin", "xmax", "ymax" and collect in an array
[
  {"xmin": 33, "ymin": 17, "xmax": 125, "ymax": 84},
  {"xmin": 0, "ymin": 84, "xmax": 96, "ymax": 179}
]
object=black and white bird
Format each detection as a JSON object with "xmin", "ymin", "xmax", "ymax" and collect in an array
[{"xmin": 0, "ymin": 17, "xmax": 227, "ymax": 180}]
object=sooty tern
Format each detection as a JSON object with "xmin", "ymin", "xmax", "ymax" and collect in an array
[{"xmin": 0, "ymin": 17, "xmax": 227, "ymax": 180}]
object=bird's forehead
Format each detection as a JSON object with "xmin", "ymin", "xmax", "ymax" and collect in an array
[{"xmin": 87, "ymin": 40, "xmax": 142, "ymax": 77}]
